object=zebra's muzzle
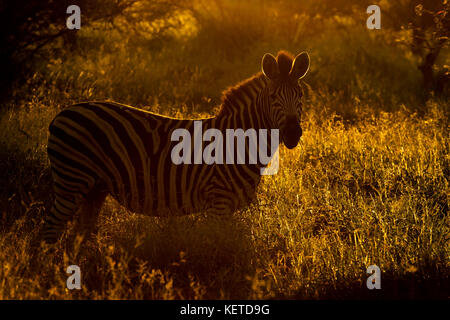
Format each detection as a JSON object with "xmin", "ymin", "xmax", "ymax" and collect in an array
[{"xmin": 282, "ymin": 117, "xmax": 302, "ymax": 149}]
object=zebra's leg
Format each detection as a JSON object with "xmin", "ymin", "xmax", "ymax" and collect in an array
[
  {"xmin": 75, "ymin": 184, "xmax": 108, "ymax": 239},
  {"xmin": 42, "ymin": 188, "xmax": 84, "ymax": 244},
  {"xmin": 205, "ymin": 190, "xmax": 238, "ymax": 217}
]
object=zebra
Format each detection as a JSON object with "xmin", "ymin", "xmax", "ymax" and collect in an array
[{"xmin": 42, "ymin": 50, "xmax": 310, "ymax": 243}]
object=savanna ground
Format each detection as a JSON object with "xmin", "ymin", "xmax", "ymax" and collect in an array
[{"xmin": 0, "ymin": 1, "xmax": 448, "ymax": 299}]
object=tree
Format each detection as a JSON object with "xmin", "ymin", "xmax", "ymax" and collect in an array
[
  {"xmin": 0, "ymin": 0, "xmax": 180, "ymax": 105},
  {"xmin": 383, "ymin": 0, "xmax": 449, "ymax": 97},
  {"xmin": 412, "ymin": 2, "xmax": 449, "ymax": 95}
]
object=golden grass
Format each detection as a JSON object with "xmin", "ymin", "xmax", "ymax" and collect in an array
[
  {"xmin": 0, "ymin": 97, "xmax": 447, "ymax": 299},
  {"xmin": 0, "ymin": 2, "xmax": 448, "ymax": 299}
]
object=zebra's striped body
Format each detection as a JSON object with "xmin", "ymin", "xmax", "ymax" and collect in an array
[{"xmin": 43, "ymin": 51, "xmax": 310, "ymax": 243}]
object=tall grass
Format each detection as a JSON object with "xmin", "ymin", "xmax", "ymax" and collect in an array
[{"xmin": 0, "ymin": 0, "xmax": 448, "ymax": 299}]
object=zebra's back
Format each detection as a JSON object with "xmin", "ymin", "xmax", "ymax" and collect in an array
[{"xmin": 47, "ymin": 101, "xmax": 217, "ymax": 216}]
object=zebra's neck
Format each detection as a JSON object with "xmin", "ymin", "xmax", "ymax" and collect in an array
[
  {"xmin": 205, "ymin": 73, "xmax": 278, "ymax": 175},
  {"xmin": 214, "ymin": 73, "xmax": 269, "ymax": 130}
]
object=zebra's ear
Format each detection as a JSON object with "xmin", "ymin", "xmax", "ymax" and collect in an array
[
  {"xmin": 289, "ymin": 52, "xmax": 310, "ymax": 81},
  {"xmin": 262, "ymin": 53, "xmax": 280, "ymax": 81}
]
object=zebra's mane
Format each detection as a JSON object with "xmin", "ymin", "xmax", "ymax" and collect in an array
[
  {"xmin": 275, "ymin": 50, "xmax": 295, "ymax": 79},
  {"xmin": 218, "ymin": 73, "xmax": 267, "ymax": 116},
  {"xmin": 218, "ymin": 51, "xmax": 295, "ymax": 116}
]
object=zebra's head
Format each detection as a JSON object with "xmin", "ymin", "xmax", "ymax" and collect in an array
[{"xmin": 261, "ymin": 51, "xmax": 310, "ymax": 149}]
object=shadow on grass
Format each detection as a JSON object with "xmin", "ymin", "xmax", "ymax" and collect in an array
[
  {"xmin": 0, "ymin": 142, "xmax": 52, "ymax": 233},
  {"xmin": 290, "ymin": 269, "xmax": 449, "ymax": 300},
  {"xmin": 76, "ymin": 211, "xmax": 258, "ymax": 299}
]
